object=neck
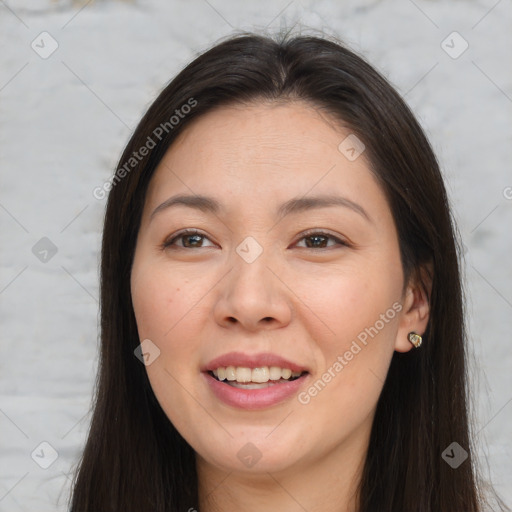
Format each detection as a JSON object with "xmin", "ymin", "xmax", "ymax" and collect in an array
[{"xmin": 196, "ymin": 423, "xmax": 370, "ymax": 512}]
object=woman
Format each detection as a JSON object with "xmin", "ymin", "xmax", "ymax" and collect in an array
[{"xmin": 69, "ymin": 30, "xmax": 508, "ymax": 511}]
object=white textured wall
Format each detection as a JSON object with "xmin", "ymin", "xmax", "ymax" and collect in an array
[{"xmin": 0, "ymin": 0, "xmax": 510, "ymax": 510}]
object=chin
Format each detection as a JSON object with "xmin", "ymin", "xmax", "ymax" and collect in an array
[{"xmin": 192, "ymin": 428, "xmax": 310, "ymax": 475}]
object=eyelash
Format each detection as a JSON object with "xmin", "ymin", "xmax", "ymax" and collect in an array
[{"xmin": 162, "ymin": 229, "xmax": 349, "ymax": 250}]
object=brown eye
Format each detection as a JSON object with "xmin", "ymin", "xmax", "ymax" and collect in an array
[
  {"xmin": 164, "ymin": 230, "xmax": 215, "ymax": 249},
  {"xmin": 295, "ymin": 231, "xmax": 348, "ymax": 249},
  {"xmin": 163, "ymin": 229, "xmax": 348, "ymax": 251}
]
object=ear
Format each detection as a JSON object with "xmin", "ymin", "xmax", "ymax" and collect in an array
[{"xmin": 394, "ymin": 262, "xmax": 433, "ymax": 353}]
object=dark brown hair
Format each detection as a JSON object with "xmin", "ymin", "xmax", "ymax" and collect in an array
[{"xmin": 69, "ymin": 29, "xmax": 506, "ymax": 511}]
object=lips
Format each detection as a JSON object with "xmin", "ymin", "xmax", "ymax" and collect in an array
[{"xmin": 202, "ymin": 352, "xmax": 310, "ymax": 410}]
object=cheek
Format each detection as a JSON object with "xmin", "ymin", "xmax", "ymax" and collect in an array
[
  {"xmin": 301, "ymin": 263, "xmax": 401, "ymax": 347},
  {"xmin": 131, "ymin": 274, "xmax": 176, "ymax": 340},
  {"xmin": 298, "ymin": 264, "xmax": 400, "ymax": 410},
  {"xmin": 131, "ymin": 259, "xmax": 200, "ymax": 341},
  {"xmin": 130, "ymin": 255, "xmax": 219, "ymax": 387},
  {"xmin": 130, "ymin": 259, "xmax": 207, "ymax": 430}
]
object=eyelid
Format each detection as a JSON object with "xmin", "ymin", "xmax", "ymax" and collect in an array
[
  {"xmin": 163, "ymin": 228, "xmax": 215, "ymax": 248},
  {"xmin": 295, "ymin": 228, "xmax": 348, "ymax": 243},
  {"xmin": 163, "ymin": 228, "xmax": 350, "ymax": 250}
]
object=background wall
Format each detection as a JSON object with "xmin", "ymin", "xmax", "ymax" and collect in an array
[{"xmin": 0, "ymin": 0, "xmax": 510, "ymax": 510}]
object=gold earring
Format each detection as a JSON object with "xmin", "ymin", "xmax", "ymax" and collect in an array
[{"xmin": 408, "ymin": 332, "xmax": 422, "ymax": 348}]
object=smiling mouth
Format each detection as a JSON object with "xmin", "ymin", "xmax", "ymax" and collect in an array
[{"xmin": 208, "ymin": 366, "xmax": 308, "ymax": 389}]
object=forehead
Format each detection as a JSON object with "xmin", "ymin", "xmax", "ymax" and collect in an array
[
  {"xmin": 145, "ymin": 100, "xmax": 387, "ymax": 221},
  {"xmin": 165, "ymin": 100, "xmax": 350, "ymax": 168}
]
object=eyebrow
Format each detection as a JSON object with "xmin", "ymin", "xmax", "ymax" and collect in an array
[{"xmin": 150, "ymin": 193, "xmax": 371, "ymax": 223}]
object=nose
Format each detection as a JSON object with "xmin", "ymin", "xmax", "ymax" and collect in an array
[{"xmin": 213, "ymin": 244, "xmax": 293, "ymax": 332}]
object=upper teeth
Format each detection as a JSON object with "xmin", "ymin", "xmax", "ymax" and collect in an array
[{"xmin": 212, "ymin": 366, "xmax": 302, "ymax": 383}]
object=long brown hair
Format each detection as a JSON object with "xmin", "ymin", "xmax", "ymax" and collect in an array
[{"xmin": 69, "ymin": 29, "xmax": 506, "ymax": 511}]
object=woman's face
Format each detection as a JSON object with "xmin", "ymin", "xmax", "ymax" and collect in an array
[{"xmin": 130, "ymin": 101, "xmax": 426, "ymax": 478}]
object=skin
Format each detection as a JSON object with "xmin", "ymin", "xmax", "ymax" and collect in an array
[{"xmin": 130, "ymin": 100, "xmax": 430, "ymax": 512}]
